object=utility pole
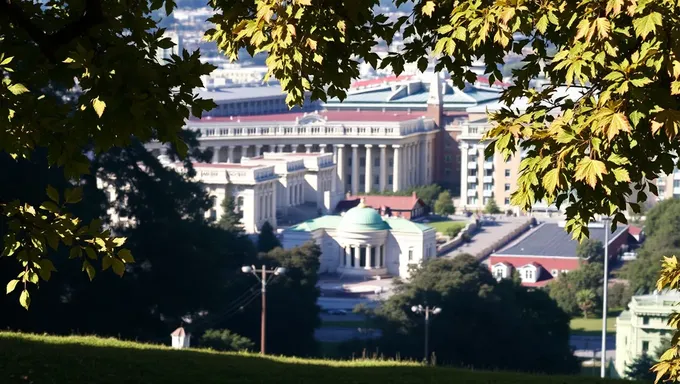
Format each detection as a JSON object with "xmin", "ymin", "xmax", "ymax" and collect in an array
[
  {"xmin": 600, "ymin": 216, "xmax": 610, "ymax": 378},
  {"xmin": 241, "ymin": 265, "xmax": 286, "ymax": 355},
  {"xmin": 411, "ymin": 304, "xmax": 442, "ymax": 364}
]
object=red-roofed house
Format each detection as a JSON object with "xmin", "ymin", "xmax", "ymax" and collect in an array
[{"xmin": 335, "ymin": 193, "xmax": 428, "ymax": 220}]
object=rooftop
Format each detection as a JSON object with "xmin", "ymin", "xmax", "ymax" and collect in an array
[
  {"xmin": 494, "ymin": 222, "xmax": 629, "ymax": 258},
  {"xmin": 190, "ymin": 162, "xmax": 261, "ymax": 169},
  {"xmin": 195, "ymin": 86, "xmax": 288, "ymax": 102},
  {"xmin": 192, "ymin": 110, "xmax": 427, "ymax": 124},
  {"xmin": 341, "ymin": 194, "xmax": 422, "ymax": 212}
]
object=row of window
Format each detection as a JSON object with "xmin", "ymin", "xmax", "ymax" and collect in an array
[{"xmin": 348, "ymin": 157, "xmax": 394, "ymax": 167}]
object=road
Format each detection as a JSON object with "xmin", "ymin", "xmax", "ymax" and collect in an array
[
  {"xmin": 571, "ymin": 335, "xmax": 616, "ymax": 361},
  {"xmin": 442, "ymin": 217, "xmax": 531, "ymax": 259},
  {"xmin": 315, "ymin": 327, "xmax": 382, "ymax": 342}
]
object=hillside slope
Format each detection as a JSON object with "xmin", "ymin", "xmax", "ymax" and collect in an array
[{"xmin": 0, "ymin": 332, "xmax": 628, "ymax": 384}]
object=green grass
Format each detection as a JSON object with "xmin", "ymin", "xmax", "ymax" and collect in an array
[
  {"xmin": 427, "ymin": 220, "xmax": 467, "ymax": 235},
  {"xmin": 570, "ymin": 314, "xmax": 617, "ymax": 336},
  {"xmin": 0, "ymin": 332, "xmax": 632, "ymax": 384}
]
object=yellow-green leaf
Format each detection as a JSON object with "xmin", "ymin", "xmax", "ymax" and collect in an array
[
  {"xmin": 536, "ymin": 15, "xmax": 548, "ymax": 34},
  {"xmin": 92, "ymin": 97, "xmax": 106, "ymax": 118},
  {"xmin": 613, "ymin": 167, "xmax": 630, "ymax": 182},
  {"xmin": 83, "ymin": 260, "xmax": 96, "ymax": 281},
  {"xmin": 111, "ymin": 258, "xmax": 126, "ymax": 277},
  {"xmin": 6, "ymin": 279, "xmax": 19, "ymax": 294},
  {"xmin": 19, "ymin": 289, "xmax": 30, "ymax": 310},
  {"xmin": 39, "ymin": 201, "xmax": 60, "ymax": 213},
  {"xmin": 574, "ymin": 157, "xmax": 608, "ymax": 188},
  {"xmin": 421, "ymin": 1, "xmax": 435, "ymax": 16},
  {"xmin": 542, "ymin": 168, "xmax": 561, "ymax": 194},
  {"xmin": 672, "ymin": 81, "xmax": 680, "ymax": 95},
  {"xmin": 633, "ymin": 12, "xmax": 662, "ymax": 39},
  {"xmin": 8, "ymin": 83, "xmax": 29, "ymax": 95}
]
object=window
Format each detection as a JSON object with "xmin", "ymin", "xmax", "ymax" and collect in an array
[
  {"xmin": 388, "ymin": 175, "xmax": 393, "ymax": 185},
  {"xmin": 359, "ymin": 174, "xmax": 365, "ymax": 185},
  {"xmin": 408, "ymin": 249, "xmax": 413, "ymax": 261},
  {"xmin": 643, "ymin": 316, "xmax": 650, "ymax": 325},
  {"xmin": 643, "ymin": 341, "xmax": 649, "ymax": 352},
  {"xmin": 445, "ymin": 168, "xmax": 452, "ymax": 175},
  {"xmin": 444, "ymin": 155, "xmax": 453, "ymax": 163},
  {"xmin": 360, "ymin": 157, "xmax": 366, "ymax": 166},
  {"xmin": 505, "ymin": 183, "xmax": 511, "ymax": 191},
  {"xmin": 468, "ymin": 169, "xmax": 477, "ymax": 176},
  {"xmin": 209, "ymin": 209, "xmax": 217, "ymax": 221},
  {"xmin": 467, "ymin": 197, "xmax": 478, "ymax": 205},
  {"xmin": 505, "ymin": 169, "xmax": 511, "ymax": 177},
  {"xmin": 675, "ymin": 180, "xmax": 680, "ymax": 188},
  {"xmin": 485, "ymin": 169, "xmax": 493, "ymax": 176},
  {"xmin": 494, "ymin": 268, "xmax": 504, "ymax": 279},
  {"xmin": 374, "ymin": 175, "xmax": 380, "ymax": 185},
  {"xmin": 348, "ymin": 157, "xmax": 352, "ymax": 166},
  {"xmin": 389, "ymin": 159, "xmax": 394, "ymax": 167},
  {"xmin": 484, "ymin": 183, "xmax": 493, "ymax": 190},
  {"xmin": 347, "ymin": 175, "xmax": 352, "ymax": 185},
  {"xmin": 524, "ymin": 268, "xmax": 534, "ymax": 280},
  {"xmin": 468, "ymin": 184, "xmax": 478, "ymax": 190},
  {"xmin": 374, "ymin": 157, "xmax": 380, "ymax": 167},
  {"xmin": 504, "ymin": 198, "xmax": 510, "ymax": 205}
]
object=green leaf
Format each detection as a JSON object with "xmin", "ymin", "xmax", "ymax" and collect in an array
[
  {"xmin": 83, "ymin": 260, "xmax": 96, "ymax": 281},
  {"xmin": 39, "ymin": 201, "xmax": 60, "ymax": 213},
  {"xmin": 542, "ymin": 168, "xmax": 561, "ymax": 194},
  {"xmin": 118, "ymin": 248, "xmax": 135, "ymax": 263},
  {"xmin": 92, "ymin": 97, "xmax": 106, "ymax": 118},
  {"xmin": 8, "ymin": 83, "xmax": 29, "ymax": 95},
  {"xmin": 6, "ymin": 279, "xmax": 19, "ymax": 294},
  {"xmin": 112, "ymin": 237, "xmax": 127, "ymax": 247},
  {"xmin": 84, "ymin": 246, "xmax": 97, "ymax": 260},
  {"xmin": 64, "ymin": 187, "xmax": 83, "ymax": 204},
  {"xmin": 46, "ymin": 185, "xmax": 59, "ymax": 203},
  {"xmin": 671, "ymin": 81, "xmax": 680, "ymax": 95},
  {"xmin": 536, "ymin": 15, "xmax": 548, "ymax": 34},
  {"xmin": 69, "ymin": 246, "xmax": 83, "ymax": 259},
  {"xmin": 632, "ymin": 12, "xmax": 662, "ymax": 39},
  {"xmin": 19, "ymin": 289, "xmax": 30, "ymax": 310},
  {"xmin": 613, "ymin": 167, "xmax": 630, "ymax": 182},
  {"xmin": 574, "ymin": 157, "xmax": 608, "ymax": 188},
  {"xmin": 45, "ymin": 231, "xmax": 59, "ymax": 250},
  {"xmin": 437, "ymin": 25, "xmax": 453, "ymax": 34},
  {"xmin": 0, "ymin": 56, "xmax": 13, "ymax": 65},
  {"xmin": 111, "ymin": 258, "xmax": 126, "ymax": 277},
  {"xmin": 102, "ymin": 256, "xmax": 112, "ymax": 271},
  {"xmin": 38, "ymin": 259, "xmax": 56, "ymax": 281}
]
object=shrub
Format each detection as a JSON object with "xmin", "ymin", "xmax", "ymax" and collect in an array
[{"xmin": 200, "ymin": 329, "xmax": 255, "ymax": 352}]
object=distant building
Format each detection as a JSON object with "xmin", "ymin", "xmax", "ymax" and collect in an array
[
  {"xmin": 615, "ymin": 291, "xmax": 679, "ymax": 379},
  {"xmin": 156, "ymin": 31, "xmax": 181, "ymax": 64},
  {"xmin": 282, "ymin": 201, "xmax": 436, "ymax": 279},
  {"xmin": 489, "ymin": 222, "xmax": 633, "ymax": 287},
  {"xmin": 335, "ymin": 192, "xmax": 428, "ymax": 220}
]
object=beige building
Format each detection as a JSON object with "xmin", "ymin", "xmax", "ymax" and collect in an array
[{"xmin": 615, "ymin": 291, "xmax": 678, "ymax": 378}]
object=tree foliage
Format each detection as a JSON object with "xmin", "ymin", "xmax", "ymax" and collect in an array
[
  {"xmin": 433, "ymin": 191, "xmax": 455, "ymax": 215},
  {"xmin": 627, "ymin": 353, "xmax": 657, "ymax": 382},
  {"xmin": 577, "ymin": 239, "xmax": 605, "ymax": 264},
  {"xmin": 217, "ymin": 195, "xmax": 242, "ymax": 231},
  {"xmin": 484, "ymin": 198, "xmax": 501, "ymax": 214},
  {"xmin": 1, "ymin": 1, "xmax": 215, "ymax": 307},
  {"xmin": 576, "ymin": 289, "xmax": 596, "ymax": 319},
  {"xmin": 200, "ymin": 329, "xmax": 255, "ymax": 352},
  {"xmin": 548, "ymin": 262, "xmax": 603, "ymax": 316},
  {"xmin": 257, "ymin": 221, "xmax": 281, "ymax": 253},
  {"xmin": 608, "ymin": 282, "xmax": 633, "ymax": 309},
  {"xmin": 342, "ymin": 255, "xmax": 578, "ymax": 373}
]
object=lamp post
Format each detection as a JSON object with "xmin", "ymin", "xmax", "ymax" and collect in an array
[
  {"xmin": 411, "ymin": 304, "xmax": 442, "ymax": 364},
  {"xmin": 241, "ymin": 265, "xmax": 286, "ymax": 355},
  {"xmin": 600, "ymin": 216, "xmax": 610, "ymax": 378}
]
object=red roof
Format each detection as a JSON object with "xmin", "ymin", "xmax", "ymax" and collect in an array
[
  {"xmin": 348, "ymin": 193, "xmax": 421, "ymax": 211},
  {"xmin": 522, "ymin": 280, "xmax": 552, "ymax": 287},
  {"xmin": 194, "ymin": 110, "xmax": 426, "ymax": 123},
  {"xmin": 351, "ymin": 75, "xmax": 415, "ymax": 88},
  {"xmin": 629, "ymin": 225, "xmax": 643, "ymax": 236},
  {"xmin": 475, "ymin": 75, "xmax": 511, "ymax": 88},
  {"xmin": 171, "ymin": 327, "xmax": 187, "ymax": 337}
]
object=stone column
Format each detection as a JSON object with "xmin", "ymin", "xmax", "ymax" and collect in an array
[
  {"xmin": 351, "ymin": 144, "xmax": 359, "ymax": 195},
  {"xmin": 227, "ymin": 146, "xmax": 234, "ymax": 163},
  {"xmin": 392, "ymin": 144, "xmax": 401, "ymax": 192},
  {"xmin": 336, "ymin": 144, "xmax": 345, "ymax": 193},
  {"xmin": 212, "ymin": 146, "xmax": 220, "ymax": 163},
  {"xmin": 364, "ymin": 144, "xmax": 373, "ymax": 193},
  {"xmin": 291, "ymin": 145, "xmax": 298, "ymax": 153},
  {"xmin": 255, "ymin": 144, "xmax": 263, "ymax": 157},
  {"xmin": 344, "ymin": 246, "xmax": 351, "ymax": 267},
  {"xmin": 320, "ymin": 145, "xmax": 326, "ymax": 153},
  {"xmin": 242, "ymin": 145, "xmax": 250, "ymax": 160},
  {"xmin": 305, "ymin": 144, "xmax": 313, "ymax": 154},
  {"xmin": 365, "ymin": 245, "xmax": 372, "ymax": 269},
  {"xmin": 354, "ymin": 246, "xmax": 361, "ymax": 269},
  {"xmin": 379, "ymin": 145, "xmax": 387, "ymax": 192}
]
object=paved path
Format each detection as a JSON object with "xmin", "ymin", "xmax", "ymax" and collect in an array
[
  {"xmin": 571, "ymin": 335, "xmax": 616, "ymax": 361},
  {"xmin": 442, "ymin": 217, "xmax": 531, "ymax": 259}
]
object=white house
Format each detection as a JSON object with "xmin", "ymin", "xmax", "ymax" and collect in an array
[
  {"xmin": 282, "ymin": 200, "xmax": 436, "ymax": 279},
  {"xmin": 491, "ymin": 262, "xmax": 513, "ymax": 280}
]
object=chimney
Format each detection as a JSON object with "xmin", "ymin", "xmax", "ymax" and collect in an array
[
  {"xmin": 170, "ymin": 327, "xmax": 191, "ymax": 349},
  {"xmin": 412, "ymin": 191, "xmax": 417, "ymax": 199}
]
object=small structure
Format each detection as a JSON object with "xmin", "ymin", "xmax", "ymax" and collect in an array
[
  {"xmin": 335, "ymin": 192, "xmax": 428, "ymax": 220},
  {"xmin": 171, "ymin": 327, "xmax": 191, "ymax": 349},
  {"xmin": 614, "ymin": 291, "xmax": 680, "ymax": 378}
]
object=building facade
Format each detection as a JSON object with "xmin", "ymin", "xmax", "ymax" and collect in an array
[
  {"xmin": 615, "ymin": 291, "xmax": 679, "ymax": 378},
  {"xmin": 282, "ymin": 202, "xmax": 436, "ymax": 279}
]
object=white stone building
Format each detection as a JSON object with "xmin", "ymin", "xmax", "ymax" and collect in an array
[
  {"xmin": 282, "ymin": 201, "xmax": 437, "ymax": 279},
  {"xmin": 615, "ymin": 291, "xmax": 679, "ymax": 378}
]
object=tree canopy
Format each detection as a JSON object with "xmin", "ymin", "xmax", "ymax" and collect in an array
[
  {"xmin": 548, "ymin": 262, "xmax": 603, "ymax": 316},
  {"xmin": 577, "ymin": 239, "xmax": 605, "ymax": 264},
  {"xmin": 434, "ymin": 191, "xmax": 455, "ymax": 215},
  {"xmin": 342, "ymin": 255, "xmax": 578, "ymax": 374}
]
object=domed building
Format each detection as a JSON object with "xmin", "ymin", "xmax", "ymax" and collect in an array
[{"xmin": 282, "ymin": 200, "xmax": 436, "ymax": 279}]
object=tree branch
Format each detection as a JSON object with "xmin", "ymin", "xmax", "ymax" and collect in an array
[{"xmin": 0, "ymin": 0, "xmax": 105, "ymax": 62}]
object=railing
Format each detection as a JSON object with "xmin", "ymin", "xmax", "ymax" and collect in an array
[
  {"xmin": 186, "ymin": 122, "xmax": 435, "ymax": 139},
  {"xmin": 459, "ymin": 124, "xmax": 492, "ymax": 138}
]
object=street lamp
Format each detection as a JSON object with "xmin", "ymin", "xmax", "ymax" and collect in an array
[
  {"xmin": 411, "ymin": 304, "xmax": 442, "ymax": 364},
  {"xmin": 241, "ymin": 264, "xmax": 286, "ymax": 355},
  {"xmin": 600, "ymin": 216, "xmax": 611, "ymax": 378}
]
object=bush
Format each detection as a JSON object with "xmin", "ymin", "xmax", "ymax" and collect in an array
[
  {"xmin": 200, "ymin": 329, "xmax": 255, "ymax": 352},
  {"xmin": 444, "ymin": 222, "xmax": 466, "ymax": 238},
  {"xmin": 608, "ymin": 282, "xmax": 633, "ymax": 309}
]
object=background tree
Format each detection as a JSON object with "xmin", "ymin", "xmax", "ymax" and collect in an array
[
  {"xmin": 257, "ymin": 221, "xmax": 281, "ymax": 254},
  {"xmin": 341, "ymin": 255, "xmax": 578, "ymax": 374},
  {"xmin": 608, "ymin": 282, "xmax": 633, "ymax": 309},
  {"xmin": 433, "ymin": 191, "xmax": 455, "ymax": 216},
  {"xmin": 484, "ymin": 199, "xmax": 501, "ymax": 215},
  {"xmin": 577, "ymin": 239, "xmax": 605, "ymax": 264},
  {"xmin": 199, "ymin": 329, "xmax": 255, "ymax": 352},
  {"xmin": 217, "ymin": 195, "xmax": 242, "ymax": 231},
  {"xmin": 626, "ymin": 354, "xmax": 657, "ymax": 382},
  {"xmin": 576, "ymin": 289, "xmax": 596, "ymax": 319},
  {"xmin": 548, "ymin": 262, "xmax": 603, "ymax": 316}
]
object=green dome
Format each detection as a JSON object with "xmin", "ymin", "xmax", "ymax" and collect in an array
[{"xmin": 339, "ymin": 204, "xmax": 389, "ymax": 232}]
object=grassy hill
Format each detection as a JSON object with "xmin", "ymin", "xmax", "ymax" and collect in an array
[{"xmin": 0, "ymin": 332, "xmax": 630, "ymax": 384}]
